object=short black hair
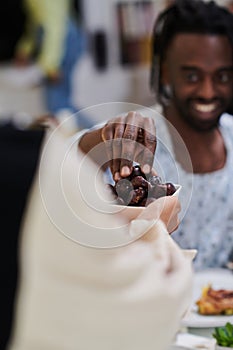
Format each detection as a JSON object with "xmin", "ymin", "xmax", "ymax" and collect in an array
[{"xmin": 150, "ymin": 0, "xmax": 233, "ymax": 105}]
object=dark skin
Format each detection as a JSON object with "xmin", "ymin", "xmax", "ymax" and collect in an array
[
  {"xmin": 79, "ymin": 34, "xmax": 233, "ymax": 177},
  {"xmin": 79, "ymin": 111, "xmax": 157, "ymax": 181},
  {"xmin": 161, "ymin": 34, "xmax": 233, "ymax": 173}
]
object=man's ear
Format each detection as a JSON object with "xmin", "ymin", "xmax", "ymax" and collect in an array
[{"xmin": 160, "ymin": 60, "xmax": 173, "ymax": 103}]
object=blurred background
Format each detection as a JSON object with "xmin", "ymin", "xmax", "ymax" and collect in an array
[
  {"xmin": 0, "ymin": 2, "xmax": 232, "ymax": 348},
  {"xmin": 0, "ymin": 0, "xmax": 232, "ymax": 130}
]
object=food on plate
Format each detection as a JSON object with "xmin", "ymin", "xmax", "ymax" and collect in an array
[
  {"xmin": 107, "ymin": 165, "xmax": 177, "ymax": 207},
  {"xmin": 212, "ymin": 322, "xmax": 233, "ymax": 347},
  {"xmin": 196, "ymin": 285, "xmax": 233, "ymax": 315}
]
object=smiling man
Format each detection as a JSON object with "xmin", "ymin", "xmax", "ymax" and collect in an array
[
  {"xmin": 149, "ymin": 0, "xmax": 233, "ymax": 269},
  {"xmin": 79, "ymin": 0, "xmax": 233, "ymax": 270}
]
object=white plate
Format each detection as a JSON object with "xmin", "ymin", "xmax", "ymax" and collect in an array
[
  {"xmin": 171, "ymin": 333, "xmax": 216, "ymax": 350},
  {"xmin": 182, "ymin": 268, "xmax": 233, "ymax": 328}
]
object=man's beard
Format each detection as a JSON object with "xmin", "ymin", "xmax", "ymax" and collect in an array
[{"xmin": 174, "ymin": 98, "xmax": 222, "ymax": 132}]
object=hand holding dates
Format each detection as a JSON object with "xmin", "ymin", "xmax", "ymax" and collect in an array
[{"xmin": 107, "ymin": 165, "xmax": 177, "ymax": 207}]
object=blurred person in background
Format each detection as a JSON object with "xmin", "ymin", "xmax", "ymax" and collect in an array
[
  {"xmin": 78, "ymin": 0, "xmax": 233, "ymax": 270},
  {"xmin": 0, "ymin": 119, "xmax": 46, "ymax": 350},
  {"xmin": 0, "ymin": 117, "xmax": 192, "ymax": 350},
  {"xmin": 13, "ymin": 0, "xmax": 92, "ymax": 128},
  {"xmin": 0, "ymin": 1, "xmax": 25, "ymax": 62}
]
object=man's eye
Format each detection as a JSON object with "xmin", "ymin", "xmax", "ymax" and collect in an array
[
  {"xmin": 217, "ymin": 72, "xmax": 232, "ymax": 83},
  {"xmin": 186, "ymin": 72, "xmax": 199, "ymax": 82}
]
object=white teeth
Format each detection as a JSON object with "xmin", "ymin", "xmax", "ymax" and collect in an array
[{"xmin": 194, "ymin": 104, "xmax": 216, "ymax": 112}]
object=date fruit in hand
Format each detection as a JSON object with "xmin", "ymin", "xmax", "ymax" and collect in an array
[{"xmin": 107, "ymin": 165, "xmax": 176, "ymax": 207}]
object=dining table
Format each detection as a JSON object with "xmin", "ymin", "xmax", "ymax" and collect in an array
[{"xmin": 170, "ymin": 267, "xmax": 233, "ymax": 350}]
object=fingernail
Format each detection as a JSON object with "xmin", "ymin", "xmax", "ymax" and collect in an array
[
  {"xmin": 121, "ymin": 166, "xmax": 131, "ymax": 177},
  {"xmin": 114, "ymin": 172, "xmax": 121, "ymax": 181},
  {"xmin": 142, "ymin": 164, "xmax": 150, "ymax": 174}
]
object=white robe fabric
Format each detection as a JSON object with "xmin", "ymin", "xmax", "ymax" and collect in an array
[{"xmin": 8, "ymin": 125, "xmax": 194, "ymax": 350}]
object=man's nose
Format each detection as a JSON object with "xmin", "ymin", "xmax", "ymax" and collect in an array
[{"xmin": 198, "ymin": 77, "xmax": 216, "ymax": 99}]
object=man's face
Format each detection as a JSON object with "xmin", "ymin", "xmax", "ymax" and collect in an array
[{"xmin": 161, "ymin": 34, "xmax": 233, "ymax": 131}]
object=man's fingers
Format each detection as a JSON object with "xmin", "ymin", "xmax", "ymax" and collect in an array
[
  {"xmin": 137, "ymin": 117, "xmax": 156, "ymax": 174},
  {"xmin": 101, "ymin": 125, "xmax": 113, "ymax": 163},
  {"xmin": 120, "ymin": 112, "xmax": 138, "ymax": 177},
  {"xmin": 112, "ymin": 123, "xmax": 125, "ymax": 179},
  {"xmin": 101, "ymin": 112, "xmax": 157, "ymax": 180}
]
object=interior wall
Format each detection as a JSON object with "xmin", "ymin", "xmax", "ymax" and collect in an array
[
  {"xmin": 72, "ymin": 0, "xmax": 165, "ymax": 113},
  {"xmin": 72, "ymin": 0, "xmax": 231, "ymax": 116}
]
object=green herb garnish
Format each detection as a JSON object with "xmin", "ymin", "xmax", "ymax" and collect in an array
[{"xmin": 213, "ymin": 322, "xmax": 233, "ymax": 347}]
